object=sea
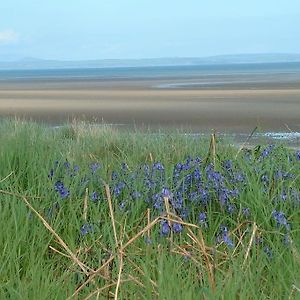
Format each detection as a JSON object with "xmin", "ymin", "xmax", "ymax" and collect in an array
[{"xmin": 1, "ymin": 62, "xmax": 300, "ymax": 86}]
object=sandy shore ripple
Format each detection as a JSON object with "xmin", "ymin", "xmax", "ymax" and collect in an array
[{"xmin": 0, "ymin": 78, "xmax": 300, "ymax": 133}]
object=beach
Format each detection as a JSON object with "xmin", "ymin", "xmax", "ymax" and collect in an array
[{"xmin": 0, "ymin": 64, "xmax": 300, "ymax": 133}]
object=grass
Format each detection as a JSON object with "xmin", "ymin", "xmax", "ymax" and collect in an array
[{"xmin": 0, "ymin": 119, "xmax": 300, "ymax": 299}]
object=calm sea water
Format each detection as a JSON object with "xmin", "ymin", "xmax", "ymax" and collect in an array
[{"xmin": 1, "ymin": 62, "xmax": 300, "ymax": 82}]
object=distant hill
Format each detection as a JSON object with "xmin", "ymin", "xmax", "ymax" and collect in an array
[{"xmin": 1, "ymin": 53, "xmax": 300, "ymax": 70}]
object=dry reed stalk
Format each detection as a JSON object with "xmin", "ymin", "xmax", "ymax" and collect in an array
[
  {"xmin": 128, "ymin": 210, "xmax": 149, "ymax": 235},
  {"xmin": 126, "ymin": 256, "xmax": 158, "ymax": 288},
  {"xmin": 70, "ymin": 216, "xmax": 162, "ymax": 298},
  {"xmin": 127, "ymin": 274, "xmax": 146, "ymax": 288},
  {"xmin": 242, "ymin": 223, "xmax": 257, "ymax": 268},
  {"xmin": 235, "ymin": 126, "xmax": 257, "ymax": 159},
  {"xmin": 172, "ymin": 246, "xmax": 201, "ymax": 266},
  {"xmin": 149, "ymin": 152, "xmax": 153, "ymax": 162},
  {"xmin": 114, "ymin": 248, "xmax": 124, "ymax": 300},
  {"xmin": 121, "ymin": 216, "xmax": 161, "ymax": 250},
  {"xmin": 0, "ymin": 171, "xmax": 14, "ymax": 183},
  {"xmin": 288, "ymin": 284, "xmax": 300, "ymax": 300},
  {"xmin": 187, "ymin": 228, "xmax": 216, "ymax": 292},
  {"xmin": 204, "ymin": 131, "xmax": 217, "ymax": 167},
  {"xmin": 20, "ymin": 195, "xmax": 91, "ymax": 276},
  {"xmin": 83, "ymin": 279, "xmax": 131, "ymax": 300},
  {"xmin": 105, "ymin": 184, "xmax": 119, "ymax": 248},
  {"xmin": 0, "ymin": 189, "xmax": 42, "ymax": 199},
  {"xmin": 49, "ymin": 245, "xmax": 71, "ymax": 259},
  {"xmin": 160, "ymin": 216, "xmax": 200, "ymax": 229}
]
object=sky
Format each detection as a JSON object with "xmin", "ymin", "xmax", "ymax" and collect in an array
[{"xmin": 0, "ymin": 0, "xmax": 300, "ymax": 61}]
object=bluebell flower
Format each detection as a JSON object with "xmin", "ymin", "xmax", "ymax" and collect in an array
[
  {"xmin": 189, "ymin": 191, "xmax": 198, "ymax": 202},
  {"xmin": 223, "ymin": 160, "xmax": 233, "ymax": 171},
  {"xmin": 153, "ymin": 162, "xmax": 164, "ymax": 171},
  {"xmin": 254, "ymin": 238, "xmax": 262, "ymax": 247},
  {"xmin": 230, "ymin": 189, "xmax": 239, "ymax": 198},
  {"xmin": 90, "ymin": 162, "xmax": 101, "ymax": 174},
  {"xmin": 261, "ymin": 145, "xmax": 275, "ymax": 159},
  {"xmin": 48, "ymin": 168, "xmax": 54, "ymax": 179},
  {"xmin": 131, "ymin": 191, "xmax": 141, "ymax": 200},
  {"xmin": 121, "ymin": 162, "xmax": 128, "ymax": 171},
  {"xmin": 59, "ymin": 187, "xmax": 70, "ymax": 199},
  {"xmin": 144, "ymin": 178, "xmax": 154, "ymax": 189},
  {"xmin": 183, "ymin": 157, "xmax": 193, "ymax": 170},
  {"xmin": 113, "ymin": 181, "xmax": 126, "ymax": 196},
  {"xmin": 263, "ymin": 246, "xmax": 273, "ymax": 259},
  {"xmin": 226, "ymin": 203, "xmax": 236, "ymax": 215},
  {"xmin": 296, "ymin": 150, "xmax": 300, "ymax": 161},
  {"xmin": 64, "ymin": 162, "xmax": 70, "ymax": 169},
  {"xmin": 144, "ymin": 237, "xmax": 152, "ymax": 244},
  {"xmin": 153, "ymin": 193, "xmax": 163, "ymax": 210},
  {"xmin": 193, "ymin": 168, "xmax": 201, "ymax": 180},
  {"xmin": 280, "ymin": 190, "xmax": 287, "ymax": 201},
  {"xmin": 261, "ymin": 174, "xmax": 269, "ymax": 184},
  {"xmin": 111, "ymin": 171, "xmax": 118, "ymax": 180},
  {"xmin": 274, "ymin": 170, "xmax": 283, "ymax": 180},
  {"xmin": 218, "ymin": 188, "xmax": 230, "ymax": 206},
  {"xmin": 55, "ymin": 180, "xmax": 64, "ymax": 191},
  {"xmin": 198, "ymin": 188, "xmax": 209, "ymax": 206},
  {"xmin": 143, "ymin": 164, "xmax": 150, "ymax": 176},
  {"xmin": 234, "ymin": 173, "xmax": 245, "ymax": 183},
  {"xmin": 161, "ymin": 187, "xmax": 172, "ymax": 198},
  {"xmin": 174, "ymin": 162, "xmax": 183, "ymax": 173},
  {"xmin": 242, "ymin": 207, "xmax": 250, "ymax": 218},
  {"xmin": 170, "ymin": 192, "xmax": 183, "ymax": 209},
  {"xmin": 217, "ymin": 225, "xmax": 235, "ymax": 248},
  {"xmin": 222, "ymin": 234, "xmax": 235, "ymax": 248},
  {"xmin": 184, "ymin": 174, "xmax": 193, "ymax": 187},
  {"xmin": 54, "ymin": 181, "xmax": 70, "ymax": 199},
  {"xmin": 195, "ymin": 157, "xmax": 202, "ymax": 165},
  {"xmin": 198, "ymin": 212, "xmax": 208, "ymax": 227},
  {"xmin": 272, "ymin": 210, "xmax": 290, "ymax": 230},
  {"xmin": 80, "ymin": 224, "xmax": 94, "ymax": 236},
  {"xmin": 119, "ymin": 201, "xmax": 126, "ymax": 210},
  {"xmin": 180, "ymin": 208, "xmax": 190, "ymax": 220},
  {"xmin": 90, "ymin": 191, "xmax": 99, "ymax": 202},
  {"xmin": 172, "ymin": 223, "xmax": 183, "ymax": 233},
  {"xmin": 160, "ymin": 220, "xmax": 170, "ymax": 236}
]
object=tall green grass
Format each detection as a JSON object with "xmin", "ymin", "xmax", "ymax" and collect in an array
[{"xmin": 0, "ymin": 119, "xmax": 299, "ymax": 300}]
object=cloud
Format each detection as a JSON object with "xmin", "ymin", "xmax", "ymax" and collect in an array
[{"xmin": 0, "ymin": 29, "xmax": 19, "ymax": 44}]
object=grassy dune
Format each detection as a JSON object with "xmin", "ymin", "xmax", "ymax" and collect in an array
[{"xmin": 0, "ymin": 119, "xmax": 300, "ymax": 299}]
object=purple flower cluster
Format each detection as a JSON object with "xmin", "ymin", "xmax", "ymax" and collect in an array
[
  {"xmin": 272, "ymin": 210, "xmax": 290, "ymax": 231},
  {"xmin": 217, "ymin": 226, "xmax": 235, "ymax": 248},
  {"xmin": 47, "ymin": 144, "xmax": 299, "ymax": 246},
  {"xmin": 54, "ymin": 180, "xmax": 70, "ymax": 199}
]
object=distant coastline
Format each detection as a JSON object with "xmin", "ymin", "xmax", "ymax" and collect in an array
[{"xmin": 1, "ymin": 53, "xmax": 300, "ymax": 70}]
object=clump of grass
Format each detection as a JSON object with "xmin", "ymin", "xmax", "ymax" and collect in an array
[{"xmin": 0, "ymin": 119, "xmax": 300, "ymax": 299}]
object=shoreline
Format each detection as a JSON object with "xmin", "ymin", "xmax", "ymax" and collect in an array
[{"xmin": 1, "ymin": 66, "xmax": 300, "ymax": 139}]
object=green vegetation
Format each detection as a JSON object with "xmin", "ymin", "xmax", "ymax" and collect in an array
[{"xmin": 0, "ymin": 119, "xmax": 300, "ymax": 299}]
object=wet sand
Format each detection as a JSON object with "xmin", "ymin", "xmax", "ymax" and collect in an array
[{"xmin": 0, "ymin": 77, "xmax": 300, "ymax": 133}]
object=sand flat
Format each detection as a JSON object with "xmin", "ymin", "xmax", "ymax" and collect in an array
[{"xmin": 0, "ymin": 79, "xmax": 300, "ymax": 132}]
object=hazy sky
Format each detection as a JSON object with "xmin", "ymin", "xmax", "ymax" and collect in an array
[{"xmin": 1, "ymin": 0, "xmax": 300, "ymax": 60}]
